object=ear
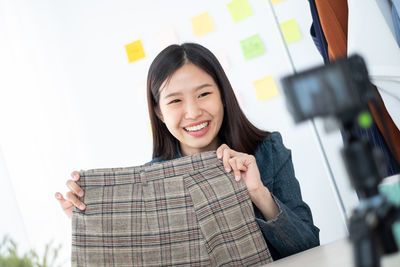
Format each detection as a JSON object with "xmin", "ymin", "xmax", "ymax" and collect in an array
[{"xmin": 154, "ymin": 106, "xmax": 164, "ymax": 123}]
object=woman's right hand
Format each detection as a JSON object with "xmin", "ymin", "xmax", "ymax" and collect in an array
[{"xmin": 55, "ymin": 171, "xmax": 86, "ymax": 219}]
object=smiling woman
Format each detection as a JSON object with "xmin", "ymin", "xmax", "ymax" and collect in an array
[
  {"xmin": 7, "ymin": 1, "xmax": 394, "ymax": 266},
  {"xmin": 56, "ymin": 43, "xmax": 320, "ymax": 261},
  {"xmin": 155, "ymin": 63, "xmax": 224, "ymax": 156},
  {"xmin": 147, "ymin": 43, "xmax": 270, "ymax": 161}
]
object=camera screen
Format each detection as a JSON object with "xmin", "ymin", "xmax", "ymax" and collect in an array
[
  {"xmin": 282, "ymin": 55, "xmax": 370, "ymax": 123},
  {"xmin": 290, "ymin": 67, "xmax": 352, "ymax": 118}
]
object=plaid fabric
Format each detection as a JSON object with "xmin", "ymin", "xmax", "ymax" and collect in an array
[{"xmin": 72, "ymin": 151, "xmax": 272, "ymax": 267}]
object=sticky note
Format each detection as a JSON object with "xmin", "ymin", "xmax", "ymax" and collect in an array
[
  {"xmin": 253, "ymin": 75, "xmax": 278, "ymax": 102},
  {"xmin": 264, "ymin": 0, "xmax": 285, "ymax": 6},
  {"xmin": 149, "ymin": 121, "xmax": 153, "ymax": 136},
  {"xmin": 125, "ymin": 40, "xmax": 146, "ymax": 63},
  {"xmin": 191, "ymin": 12, "xmax": 214, "ymax": 36},
  {"xmin": 280, "ymin": 19, "xmax": 302, "ymax": 44},
  {"xmin": 227, "ymin": 0, "xmax": 253, "ymax": 23},
  {"xmin": 240, "ymin": 34, "xmax": 265, "ymax": 60},
  {"xmin": 156, "ymin": 26, "xmax": 179, "ymax": 50}
]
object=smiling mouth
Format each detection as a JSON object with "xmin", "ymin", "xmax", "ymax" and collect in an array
[{"xmin": 184, "ymin": 121, "xmax": 210, "ymax": 132}]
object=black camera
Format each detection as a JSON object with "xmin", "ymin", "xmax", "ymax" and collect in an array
[
  {"xmin": 281, "ymin": 55, "xmax": 376, "ymax": 123},
  {"xmin": 281, "ymin": 55, "xmax": 400, "ymax": 267}
]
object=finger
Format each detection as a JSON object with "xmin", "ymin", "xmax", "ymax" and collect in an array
[
  {"xmin": 55, "ymin": 192, "xmax": 73, "ymax": 210},
  {"xmin": 71, "ymin": 171, "xmax": 80, "ymax": 181},
  {"xmin": 223, "ymin": 148, "xmax": 231, "ymax": 172},
  {"xmin": 66, "ymin": 179, "xmax": 84, "ymax": 197},
  {"xmin": 65, "ymin": 191, "xmax": 86, "ymax": 210},
  {"xmin": 216, "ymin": 144, "xmax": 229, "ymax": 159},
  {"xmin": 55, "ymin": 192, "xmax": 66, "ymax": 203},
  {"xmin": 229, "ymin": 158, "xmax": 241, "ymax": 181},
  {"xmin": 236, "ymin": 158, "xmax": 248, "ymax": 172}
]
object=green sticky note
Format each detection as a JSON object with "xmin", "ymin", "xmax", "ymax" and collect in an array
[
  {"xmin": 227, "ymin": 0, "xmax": 253, "ymax": 23},
  {"xmin": 280, "ymin": 19, "xmax": 302, "ymax": 44},
  {"xmin": 240, "ymin": 34, "xmax": 265, "ymax": 60}
]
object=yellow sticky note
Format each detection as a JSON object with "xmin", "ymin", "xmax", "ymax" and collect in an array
[
  {"xmin": 149, "ymin": 121, "xmax": 153, "ymax": 137},
  {"xmin": 125, "ymin": 40, "xmax": 146, "ymax": 63},
  {"xmin": 227, "ymin": 0, "xmax": 253, "ymax": 23},
  {"xmin": 280, "ymin": 19, "xmax": 302, "ymax": 44},
  {"xmin": 253, "ymin": 75, "xmax": 278, "ymax": 102},
  {"xmin": 271, "ymin": 0, "xmax": 285, "ymax": 4},
  {"xmin": 191, "ymin": 12, "xmax": 214, "ymax": 36},
  {"xmin": 264, "ymin": 0, "xmax": 285, "ymax": 6}
]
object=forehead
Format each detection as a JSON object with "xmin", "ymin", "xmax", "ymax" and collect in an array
[{"xmin": 159, "ymin": 63, "xmax": 215, "ymax": 95}]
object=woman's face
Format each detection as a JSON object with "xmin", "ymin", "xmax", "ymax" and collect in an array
[{"xmin": 157, "ymin": 63, "xmax": 224, "ymax": 156}]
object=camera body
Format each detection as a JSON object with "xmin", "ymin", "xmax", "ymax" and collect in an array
[
  {"xmin": 281, "ymin": 55, "xmax": 375, "ymax": 123},
  {"xmin": 281, "ymin": 54, "xmax": 399, "ymax": 267}
]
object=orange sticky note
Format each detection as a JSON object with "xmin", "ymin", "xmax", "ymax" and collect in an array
[
  {"xmin": 191, "ymin": 12, "xmax": 215, "ymax": 36},
  {"xmin": 253, "ymin": 75, "xmax": 279, "ymax": 102},
  {"xmin": 125, "ymin": 40, "xmax": 146, "ymax": 63}
]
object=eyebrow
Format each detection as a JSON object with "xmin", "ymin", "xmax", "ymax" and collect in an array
[{"xmin": 163, "ymin": 83, "xmax": 213, "ymax": 99}]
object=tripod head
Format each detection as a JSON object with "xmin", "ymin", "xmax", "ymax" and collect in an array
[{"xmin": 281, "ymin": 55, "xmax": 400, "ymax": 267}]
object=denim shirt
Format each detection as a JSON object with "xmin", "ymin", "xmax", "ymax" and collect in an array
[{"xmin": 148, "ymin": 132, "xmax": 320, "ymax": 260}]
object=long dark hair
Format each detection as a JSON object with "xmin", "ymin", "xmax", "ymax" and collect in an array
[{"xmin": 147, "ymin": 43, "xmax": 270, "ymax": 160}]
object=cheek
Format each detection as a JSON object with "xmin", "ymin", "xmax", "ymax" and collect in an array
[
  {"xmin": 208, "ymin": 99, "xmax": 224, "ymax": 119},
  {"xmin": 161, "ymin": 107, "xmax": 182, "ymax": 128}
]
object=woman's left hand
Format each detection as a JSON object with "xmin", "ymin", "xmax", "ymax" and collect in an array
[
  {"xmin": 216, "ymin": 144, "xmax": 264, "ymax": 196},
  {"xmin": 216, "ymin": 144, "xmax": 280, "ymax": 220}
]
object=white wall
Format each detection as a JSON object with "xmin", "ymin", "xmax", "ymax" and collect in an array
[{"xmin": 0, "ymin": 0, "xmax": 371, "ymax": 265}]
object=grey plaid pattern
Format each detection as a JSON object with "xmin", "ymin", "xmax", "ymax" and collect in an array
[{"xmin": 72, "ymin": 151, "xmax": 272, "ymax": 266}]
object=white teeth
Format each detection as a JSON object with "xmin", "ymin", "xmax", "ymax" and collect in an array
[{"xmin": 184, "ymin": 122, "xmax": 209, "ymax": 132}]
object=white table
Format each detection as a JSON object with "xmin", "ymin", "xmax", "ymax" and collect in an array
[{"xmin": 265, "ymin": 238, "xmax": 400, "ymax": 267}]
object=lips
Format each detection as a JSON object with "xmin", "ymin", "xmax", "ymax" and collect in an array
[
  {"xmin": 183, "ymin": 121, "xmax": 211, "ymax": 137},
  {"xmin": 183, "ymin": 121, "xmax": 209, "ymax": 132}
]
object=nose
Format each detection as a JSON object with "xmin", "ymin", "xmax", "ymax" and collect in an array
[{"xmin": 184, "ymin": 99, "xmax": 202, "ymax": 120}]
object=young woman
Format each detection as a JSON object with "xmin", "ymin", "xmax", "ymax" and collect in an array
[{"xmin": 55, "ymin": 43, "xmax": 320, "ymax": 260}]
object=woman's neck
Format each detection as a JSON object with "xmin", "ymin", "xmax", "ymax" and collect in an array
[{"xmin": 180, "ymin": 137, "xmax": 220, "ymax": 156}]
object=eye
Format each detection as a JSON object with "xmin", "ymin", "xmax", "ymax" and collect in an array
[
  {"xmin": 168, "ymin": 99, "xmax": 181, "ymax": 104},
  {"xmin": 199, "ymin": 92, "xmax": 210, "ymax": 98}
]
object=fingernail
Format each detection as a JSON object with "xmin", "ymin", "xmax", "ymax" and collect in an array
[
  {"xmin": 217, "ymin": 152, "xmax": 222, "ymax": 159},
  {"xmin": 55, "ymin": 193, "xmax": 61, "ymax": 199},
  {"xmin": 225, "ymin": 168, "xmax": 231, "ymax": 173},
  {"xmin": 79, "ymin": 204, "xmax": 85, "ymax": 210},
  {"xmin": 235, "ymin": 175, "xmax": 240, "ymax": 181},
  {"xmin": 78, "ymin": 191, "xmax": 84, "ymax": 197},
  {"xmin": 73, "ymin": 174, "xmax": 79, "ymax": 181}
]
